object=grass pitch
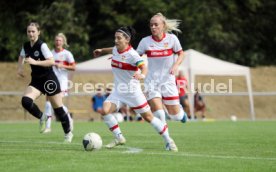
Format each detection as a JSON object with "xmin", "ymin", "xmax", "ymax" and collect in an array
[{"xmin": 0, "ymin": 120, "xmax": 275, "ymax": 172}]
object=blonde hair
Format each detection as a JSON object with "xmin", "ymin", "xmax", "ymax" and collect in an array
[
  {"xmin": 56, "ymin": 33, "xmax": 69, "ymax": 48},
  {"xmin": 153, "ymin": 13, "xmax": 182, "ymax": 33}
]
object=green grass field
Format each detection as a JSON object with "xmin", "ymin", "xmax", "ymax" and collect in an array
[{"xmin": 0, "ymin": 120, "xmax": 276, "ymax": 172}]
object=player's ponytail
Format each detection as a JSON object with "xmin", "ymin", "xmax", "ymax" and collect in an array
[
  {"xmin": 126, "ymin": 26, "xmax": 136, "ymax": 41},
  {"xmin": 153, "ymin": 12, "xmax": 182, "ymax": 34}
]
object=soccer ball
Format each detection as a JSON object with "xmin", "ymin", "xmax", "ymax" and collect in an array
[
  {"xmin": 82, "ymin": 132, "xmax": 103, "ymax": 151},
  {"xmin": 230, "ymin": 115, "xmax": 237, "ymax": 122}
]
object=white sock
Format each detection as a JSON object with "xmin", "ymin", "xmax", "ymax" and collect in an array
[
  {"xmin": 153, "ymin": 109, "xmax": 166, "ymax": 124},
  {"xmin": 44, "ymin": 101, "xmax": 52, "ymax": 117},
  {"xmin": 150, "ymin": 117, "xmax": 171, "ymax": 143},
  {"xmin": 46, "ymin": 116, "xmax": 52, "ymax": 129},
  {"xmin": 103, "ymin": 114, "xmax": 122, "ymax": 139},
  {"xmin": 169, "ymin": 107, "xmax": 184, "ymax": 121},
  {"xmin": 44, "ymin": 101, "xmax": 53, "ymax": 129}
]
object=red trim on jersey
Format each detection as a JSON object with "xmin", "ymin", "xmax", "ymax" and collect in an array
[
  {"xmin": 175, "ymin": 49, "xmax": 183, "ymax": 55},
  {"xmin": 162, "ymin": 96, "xmax": 179, "ymax": 100},
  {"xmin": 146, "ymin": 48, "xmax": 173, "ymax": 58},
  {"xmin": 131, "ymin": 102, "xmax": 148, "ymax": 110},
  {"xmin": 151, "ymin": 33, "xmax": 166, "ymax": 42},
  {"xmin": 54, "ymin": 48, "xmax": 64, "ymax": 53},
  {"xmin": 111, "ymin": 59, "xmax": 138, "ymax": 71},
  {"xmin": 159, "ymin": 125, "xmax": 168, "ymax": 135},
  {"xmin": 110, "ymin": 124, "xmax": 119, "ymax": 131},
  {"xmin": 55, "ymin": 60, "xmax": 75, "ymax": 66},
  {"xmin": 118, "ymin": 45, "xmax": 132, "ymax": 54}
]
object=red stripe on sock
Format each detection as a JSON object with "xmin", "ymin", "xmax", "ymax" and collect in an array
[
  {"xmin": 110, "ymin": 124, "xmax": 119, "ymax": 131},
  {"xmin": 159, "ymin": 125, "xmax": 168, "ymax": 135}
]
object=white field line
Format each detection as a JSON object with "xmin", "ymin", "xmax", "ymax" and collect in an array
[
  {"xmin": 143, "ymin": 152, "xmax": 276, "ymax": 161},
  {"xmin": 1, "ymin": 140, "xmax": 276, "ymax": 161},
  {"xmin": 120, "ymin": 146, "xmax": 143, "ymax": 154}
]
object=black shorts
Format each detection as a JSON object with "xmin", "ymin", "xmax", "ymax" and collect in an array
[
  {"xmin": 180, "ymin": 94, "xmax": 188, "ymax": 101},
  {"xmin": 180, "ymin": 94, "xmax": 188, "ymax": 108},
  {"xmin": 29, "ymin": 72, "xmax": 61, "ymax": 96}
]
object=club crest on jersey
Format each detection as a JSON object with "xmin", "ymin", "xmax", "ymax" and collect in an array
[
  {"xmin": 164, "ymin": 42, "xmax": 169, "ymax": 49},
  {"xmin": 59, "ymin": 55, "xmax": 65, "ymax": 61},
  {"xmin": 34, "ymin": 51, "xmax": 40, "ymax": 57},
  {"xmin": 121, "ymin": 55, "xmax": 126, "ymax": 61}
]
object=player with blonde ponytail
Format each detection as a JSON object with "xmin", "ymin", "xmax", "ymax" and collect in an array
[
  {"xmin": 137, "ymin": 13, "xmax": 188, "ymax": 125},
  {"xmin": 42, "ymin": 33, "xmax": 75, "ymax": 133},
  {"xmin": 154, "ymin": 12, "xmax": 182, "ymax": 33}
]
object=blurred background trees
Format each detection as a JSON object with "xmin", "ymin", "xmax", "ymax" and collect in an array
[{"xmin": 0, "ymin": 0, "xmax": 275, "ymax": 66}]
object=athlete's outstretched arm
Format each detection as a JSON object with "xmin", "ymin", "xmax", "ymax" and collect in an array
[{"xmin": 93, "ymin": 47, "xmax": 113, "ymax": 58}]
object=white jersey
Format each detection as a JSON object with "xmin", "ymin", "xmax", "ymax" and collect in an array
[
  {"xmin": 105, "ymin": 46, "xmax": 150, "ymax": 114},
  {"xmin": 137, "ymin": 33, "xmax": 183, "ymax": 83},
  {"xmin": 111, "ymin": 46, "xmax": 144, "ymax": 94},
  {"xmin": 52, "ymin": 49, "xmax": 75, "ymax": 92},
  {"xmin": 137, "ymin": 33, "xmax": 183, "ymax": 105}
]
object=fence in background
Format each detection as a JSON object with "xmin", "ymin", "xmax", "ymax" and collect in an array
[{"xmin": 1, "ymin": 91, "xmax": 276, "ymax": 120}]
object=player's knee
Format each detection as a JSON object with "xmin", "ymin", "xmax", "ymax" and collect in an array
[
  {"xmin": 167, "ymin": 106, "xmax": 179, "ymax": 115},
  {"xmin": 141, "ymin": 111, "xmax": 153, "ymax": 123},
  {"xmin": 102, "ymin": 108, "xmax": 109, "ymax": 116},
  {"xmin": 21, "ymin": 96, "xmax": 33, "ymax": 110},
  {"xmin": 102, "ymin": 105, "xmax": 112, "ymax": 115}
]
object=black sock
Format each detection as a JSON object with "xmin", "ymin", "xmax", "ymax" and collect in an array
[
  {"xmin": 54, "ymin": 107, "xmax": 70, "ymax": 134},
  {"xmin": 21, "ymin": 96, "xmax": 42, "ymax": 119}
]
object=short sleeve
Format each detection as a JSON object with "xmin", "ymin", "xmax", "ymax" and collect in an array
[
  {"xmin": 41, "ymin": 43, "xmax": 53, "ymax": 59},
  {"xmin": 112, "ymin": 46, "xmax": 117, "ymax": 56},
  {"xmin": 66, "ymin": 51, "xmax": 75, "ymax": 64},
  {"xmin": 131, "ymin": 51, "xmax": 145, "ymax": 67},
  {"xmin": 136, "ymin": 39, "xmax": 146, "ymax": 56},
  {"xmin": 19, "ymin": 47, "xmax": 25, "ymax": 57},
  {"xmin": 171, "ymin": 34, "xmax": 183, "ymax": 54}
]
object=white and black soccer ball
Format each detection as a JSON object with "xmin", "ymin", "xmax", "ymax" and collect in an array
[{"xmin": 82, "ymin": 132, "xmax": 103, "ymax": 151}]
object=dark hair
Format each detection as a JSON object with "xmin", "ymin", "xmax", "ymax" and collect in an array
[
  {"xmin": 28, "ymin": 22, "xmax": 40, "ymax": 31},
  {"xmin": 116, "ymin": 26, "xmax": 136, "ymax": 43}
]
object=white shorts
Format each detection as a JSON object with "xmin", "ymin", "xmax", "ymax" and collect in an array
[
  {"xmin": 105, "ymin": 90, "xmax": 150, "ymax": 114},
  {"xmin": 59, "ymin": 79, "xmax": 68, "ymax": 97},
  {"xmin": 145, "ymin": 80, "xmax": 180, "ymax": 105}
]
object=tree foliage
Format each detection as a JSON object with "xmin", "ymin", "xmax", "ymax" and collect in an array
[{"xmin": 0, "ymin": 0, "xmax": 275, "ymax": 66}]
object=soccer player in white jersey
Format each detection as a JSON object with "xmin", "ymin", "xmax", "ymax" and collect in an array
[
  {"xmin": 136, "ymin": 13, "xmax": 187, "ymax": 124},
  {"xmin": 93, "ymin": 26, "xmax": 178, "ymax": 151},
  {"xmin": 42, "ymin": 33, "xmax": 75, "ymax": 133}
]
